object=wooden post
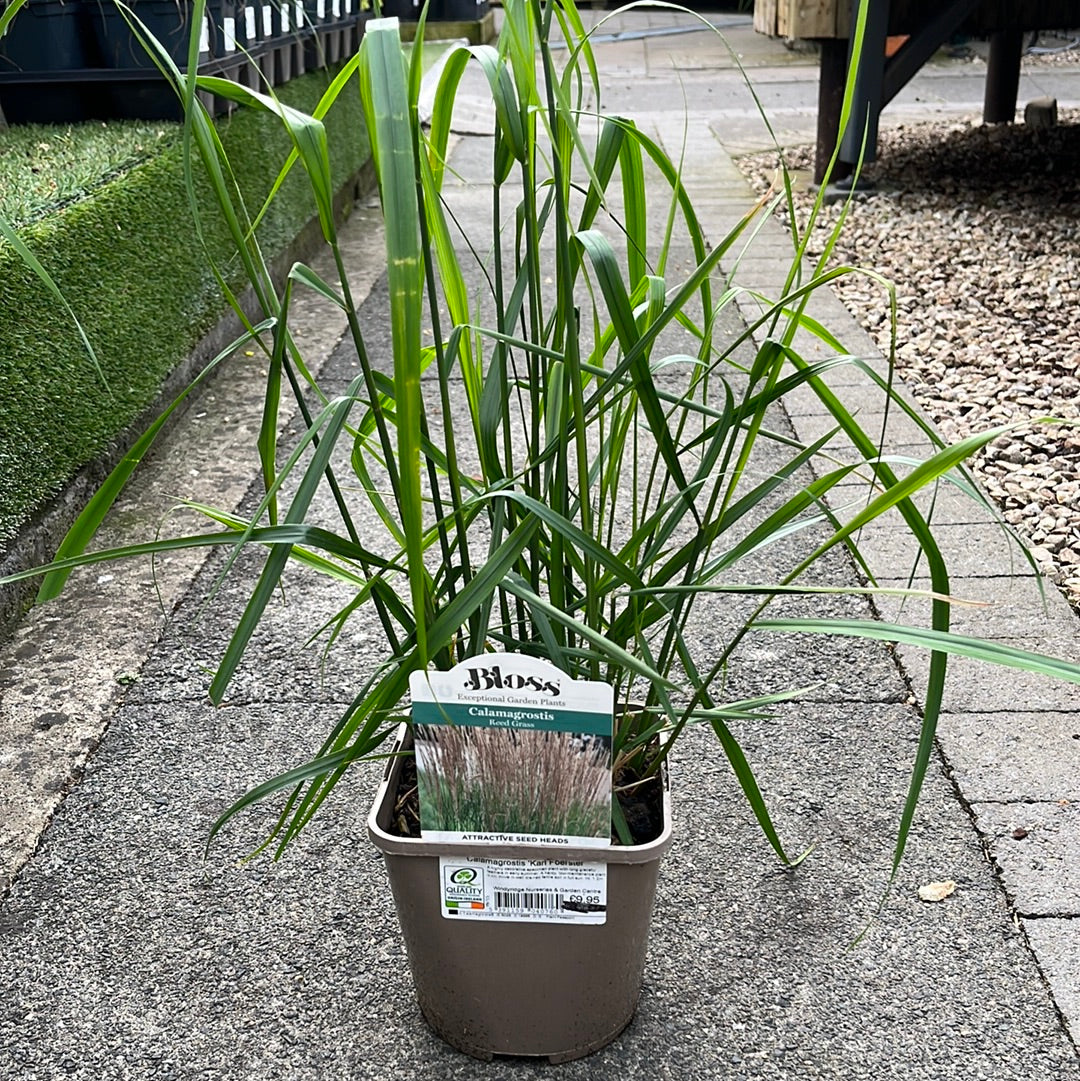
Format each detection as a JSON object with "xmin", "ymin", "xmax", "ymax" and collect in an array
[
  {"xmin": 984, "ymin": 28, "xmax": 1024, "ymax": 123},
  {"xmin": 754, "ymin": 0, "xmax": 779, "ymax": 37},
  {"xmin": 815, "ymin": 37, "xmax": 852, "ymax": 184},
  {"xmin": 778, "ymin": 0, "xmax": 840, "ymax": 39},
  {"xmin": 838, "ymin": 0, "xmax": 890, "ymax": 167}
]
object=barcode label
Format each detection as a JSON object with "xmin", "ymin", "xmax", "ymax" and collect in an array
[
  {"xmin": 494, "ymin": 890, "xmax": 561, "ymax": 912},
  {"xmin": 440, "ymin": 858, "xmax": 607, "ymax": 924}
]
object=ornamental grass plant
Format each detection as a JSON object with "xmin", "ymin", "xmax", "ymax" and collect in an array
[{"xmin": 3, "ymin": 0, "xmax": 1079, "ymax": 876}]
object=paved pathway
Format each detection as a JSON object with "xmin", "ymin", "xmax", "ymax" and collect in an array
[
  {"xmin": 618, "ymin": 9, "xmax": 1080, "ymax": 1047},
  {"xmin": 2, "ymin": 11, "xmax": 1079, "ymax": 1079}
]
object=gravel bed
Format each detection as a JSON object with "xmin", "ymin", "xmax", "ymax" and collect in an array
[{"xmin": 738, "ymin": 113, "xmax": 1080, "ymax": 610}]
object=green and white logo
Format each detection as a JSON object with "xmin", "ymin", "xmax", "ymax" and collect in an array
[{"xmin": 443, "ymin": 863, "xmax": 485, "ymax": 908}]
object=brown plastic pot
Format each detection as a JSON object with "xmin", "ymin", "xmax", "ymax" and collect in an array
[{"xmin": 367, "ymin": 722, "xmax": 673, "ymax": 1063}]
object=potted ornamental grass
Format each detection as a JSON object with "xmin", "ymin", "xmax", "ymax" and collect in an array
[{"xmin": 4, "ymin": 0, "xmax": 1080, "ymax": 1061}]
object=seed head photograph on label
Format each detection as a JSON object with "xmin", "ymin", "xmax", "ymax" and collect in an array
[{"xmin": 410, "ymin": 655, "xmax": 614, "ymax": 924}]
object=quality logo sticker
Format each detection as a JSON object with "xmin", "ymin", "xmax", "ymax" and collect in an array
[{"xmin": 443, "ymin": 864, "xmax": 485, "ymax": 912}]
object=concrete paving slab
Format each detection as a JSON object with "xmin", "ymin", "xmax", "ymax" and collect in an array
[
  {"xmin": 853, "ymin": 519, "xmax": 1042, "ymax": 580},
  {"xmin": 939, "ymin": 710, "xmax": 1080, "ymax": 803},
  {"xmin": 832, "ymin": 476, "xmax": 1018, "ymax": 526},
  {"xmin": 3, "ymin": 701, "xmax": 1078, "ymax": 1081},
  {"xmin": 779, "ymin": 362, "xmax": 926, "ymax": 415},
  {"xmin": 0, "ymin": 210, "xmax": 386, "ymax": 896},
  {"xmin": 774, "ymin": 356, "xmax": 899, "ymax": 410},
  {"xmin": 897, "ymin": 642, "xmax": 1080, "ymax": 713},
  {"xmin": 1023, "ymin": 918, "xmax": 1080, "ymax": 1047},
  {"xmin": 789, "ymin": 408, "xmax": 937, "ymax": 454},
  {"xmin": 973, "ymin": 800, "xmax": 1080, "ymax": 917}
]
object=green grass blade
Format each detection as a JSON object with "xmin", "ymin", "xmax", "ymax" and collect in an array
[
  {"xmin": 755, "ymin": 619, "xmax": 1080, "ymax": 685},
  {"xmin": 428, "ymin": 45, "xmax": 525, "ymax": 180},
  {"xmin": 501, "ymin": 576, "xmax": 674, "ymax": 690},
  {"xmin": 361, "ymin": 17, "xmax": 428, "ymax": 661},
  {"xmin": 196, "ymin": 75, "xmax": 337, "ymax": 244},
  {"xmin": 3, "ymin": 522, "xmax": 390, "ymax": 591},
  {"xmin": 425, "ymin": 518, "xmax": 539, "ymax": 655},
  {"xmin": 242, "ymin": 50, "xmax": 367, "ymax": 240},
  {"xmin": 618, "ymin": 120, "xmax": 648, "ymax": 290},
  {"xmin": 288, "ymin": 262, "xmax": 347, "ymax": 310},
  {"xmin": 0, "ymin": 0, "xmax": 28, "ymax": 33},
  {"xmin": 796, "ymin": 423, "xmax": 1033, "ymax": 574},
  {"xmin": 207, "ymin": 726, "xmax": 397, "ymax": 853},
  {"xmin": 493, "ymin": 491, "xmax": 645, "ymax": 592},
  {"xmin": 208, "ymin": 376, "xmax": 365, "ymax": 703},
  {"xmin": 577, "ymin": 118, "xmax": 624, "ymax": 231},
  {"xmin": 709, "ymin": 711, "xmax": 795, "ymax": 865},
  {"xmin": 576, "ymin": 228, "xmax": 691, "ymax": 496}
]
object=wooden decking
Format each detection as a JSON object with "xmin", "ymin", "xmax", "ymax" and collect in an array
[{"xmin": 755, "ymin": 0, "xmax": 1080, "ymax": 41}]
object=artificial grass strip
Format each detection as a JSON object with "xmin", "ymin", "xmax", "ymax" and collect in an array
[
  {"xmin": 0, "ymin": 65, "xmax": 370, "ymax": 547},
  {"xmin": 0, "ymin": 121, "xmax": 180, "ymax": 228}
]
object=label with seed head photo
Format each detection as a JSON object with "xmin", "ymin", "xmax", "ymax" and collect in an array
[{"xmin": 410, "ymin": 655, "xmax": 614, "ymax": 848}]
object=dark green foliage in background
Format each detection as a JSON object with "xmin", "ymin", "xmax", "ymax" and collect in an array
[{"xmin": 0, "ymin": 67, "xmax": 370, "ymax": 547}]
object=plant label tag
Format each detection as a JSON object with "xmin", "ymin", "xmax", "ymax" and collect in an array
[
  {"xmin": 439, "ymin": 857, "xmax": 607, "ymax": 925},
  {"xmin": 410, "ymin": 654, "xmax": 614, "ymax": 847}
]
